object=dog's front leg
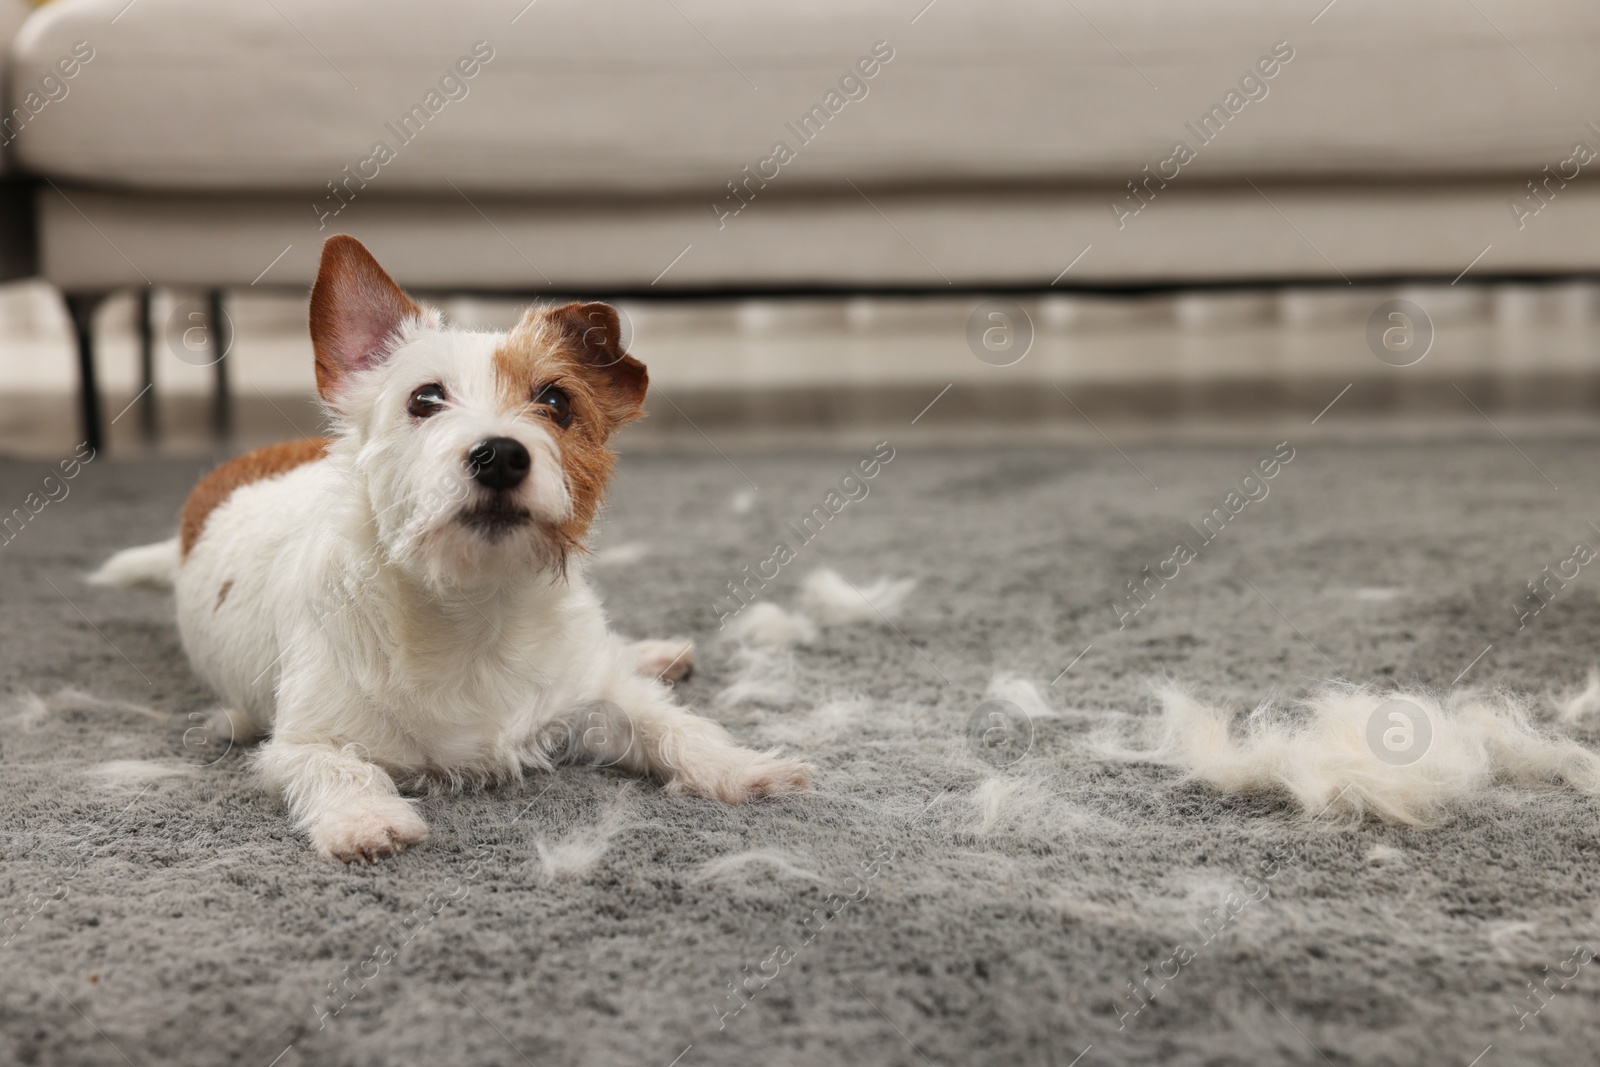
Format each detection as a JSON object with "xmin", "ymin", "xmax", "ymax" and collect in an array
[
  {"xmin": 255, "ymin": 738, "xmax": 429, "ymax": 862},
  {"xmin": 574, "ymin": 678, "xmax": 812, "ymax": 803}
]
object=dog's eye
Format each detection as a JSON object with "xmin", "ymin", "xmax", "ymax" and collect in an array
[
  {"xmin": 534, "ymin": 385, "xmax": 573, "ymax": 428},
  {"xmin": 408, "ymin": 383, "xmax": 446, "ymax": 418}
]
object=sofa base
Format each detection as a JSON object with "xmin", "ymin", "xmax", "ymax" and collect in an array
[{"xmin": 36, "ymin": 180, "xmax": 1595, "ymax": 293}]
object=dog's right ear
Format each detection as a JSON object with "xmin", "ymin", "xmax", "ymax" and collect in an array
[{"xmin": 309, "ymin": 235, "xmax": 423, "ymax": 400}]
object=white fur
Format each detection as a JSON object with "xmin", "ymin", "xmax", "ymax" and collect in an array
[
  {"xmin": 962, "ymin": 774, "xmax": 1088, "ymax": 836},
  {"xmin": 1347, "ymin": 587, "xmax": 1402, "ymax": 602},
  {"xmin": 88, "ymin": 538, "xmax": 179, "ymax": 590},
  {"xmin": 1555, "ymin": 667, "xmax": 1600, "ymax": 723},
  {"xmin": 714, "ymin": 572, "xmax": 910, "ymax": 657},
  {"xmin": 4, "ymin": 691, "xmax": 50, "ymax": 728},
  {"xmin": 1102, "ymin": 683, "xmax": 1600, "ymax": 826},
  {"xmin": 591, "ymin": 541, "xmax": 650, "ymax": 567},
  {"xmin": 535, "ymin": 834, "xmax": 613, "ymax": 881},
  {"xmin": 1364, "ymin": 844, "xmax": 1409, "ymax": 868},
  {"xmin": 203, "ymin": 707, "xmax": 262, "ymax": 746},
  {"xmin": 631, "ymin": 638, "xmax": 696, "ymax": 683},
  {"xmin": 725, "ymin": 602, "xmax": 817, "ymax": 649},
  {"xmin": 91, "ymin": 760, "xmax": 199, "ymax": 787},
  {"xmin": 41, "ymin": 687, "xmax": 170, "ymax": 723},
  {"xmin": 694, "ymin": 848, "xmax": 823, "ymax": 885},
  {"xmin": 534, "ymin": 796, "xmax": 629, "ymax": 881},
  {"xmin": 985, "ymin": 674, "xmax": 1064, "ymax": 722},
  {"xmin": 715, "ymin": 647, "xmax": 796, "ymax": 710},
  {"xmin": 95, "ymin": 293, "xmax": 810, "ymax": 863},
  {"xmin": 799, "ymin": 568, "xmax": 915, "ymax": 626},
  {"xmin": 969, "ymin": 776, "xmax": 1026, "ymax": 834},
  {"xmin": 758, "ymin": 697, "xmax": 868, "ymax": 745}
]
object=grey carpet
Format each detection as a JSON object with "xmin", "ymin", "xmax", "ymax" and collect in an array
[{"xmin": 4, "ymin": 436, "xmax": 1600, "ymax": 1067}]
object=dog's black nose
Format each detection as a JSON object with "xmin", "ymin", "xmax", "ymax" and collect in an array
[{"xmin": 467, "ymin": 437, "xmax": 530, "ymax": 491}]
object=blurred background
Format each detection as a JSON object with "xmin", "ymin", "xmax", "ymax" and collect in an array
[{"xmin": 0, "ymin": 0, "xmax": 1597, "ymax": 455}]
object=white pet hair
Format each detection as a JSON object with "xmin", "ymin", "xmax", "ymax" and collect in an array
[
  {"xmin": 91, "ymin": 760, "xmax": 200, "ymax": 787},
  {"xmin": 1363, "ymin": 844, "xmax": 1409, "ymax": 868},
  {"xmin": 758, "ymin": 697, "xmax": 870, "ymax": 746},
  {"xmin": 714, "ymin": 647, "xmax": 796, "ymax": 710},
  {"xmin": 969, "ymin": 776, "xmax": 1027, "ymax": 835},
  {"xmin": 533, "ymin": 794, "xmax": 629, "ymax": 882},
  {"xmin": 43, "ymin": 687, "xmax": 171, "ymax": 723},
  {"xmin": 1554, "ymin": 667, "xmax": 1600, "ymax": 723},
  {"xmin": 590, "ymin": 541, "xmax": 650, "ymax": 568},
  {"xmin": 4, "ymin": 691, "xmax": 50, "ymax": 728},
  {"xmin": 961, "ymin": 774, "xmax": 1109, "ymax": 838},
  {"xmin": 1100, "ymin": 682, "xmax": 1600, "ymax": 826},
  {"xmin": 985, "ymin": 674, "xmax": 1065, "ymax": 722},
  {"xmin": 203, "ymin": 707, "xmax": 261, "ymax": 746},
  {"xmin": 799, "ymin": 568, "xmax": 915, "ymax": 627},
  {"xmin": 693, "ymin": 848, "xmax": 823, "ymax": 886},
  {"xmin": 725, "ymin": 602, "xmax": 818, "ymax": 649}
]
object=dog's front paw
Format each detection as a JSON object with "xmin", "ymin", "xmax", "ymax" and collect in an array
[
  {"xmin": 310, "ymin": 799, "xmax": 430, "ymax": 863},
  {"xmin": 670, "ymin": 748, "xmax": 813, "ymax": 804},
  {"xmin": 634, "ymin": 638, "xmax": 696, "ymax": 684}
]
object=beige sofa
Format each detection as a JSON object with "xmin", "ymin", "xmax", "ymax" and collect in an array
[
  {"xmin": 8, "ymin": 0, "xmax": 1600, "ymax": 445},
  {"xmin": 0, "ymin": 0, "xmax": 35, "ymax": 283}
]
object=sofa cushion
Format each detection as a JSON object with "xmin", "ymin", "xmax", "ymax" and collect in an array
[
  {"xmin": 0, "ymin": 0, "xmax": 39, "ymax": 173},
  {"xmin": 10, "ymin": 0, "xmax": 1600, "ymax": 196}
]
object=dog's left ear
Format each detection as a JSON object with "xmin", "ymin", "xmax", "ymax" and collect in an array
[
  {"xmin": 309, "ymin": 235, "xmax": 425, "ymax": 400},
  {"xmin": 545, "ymin": 302, "xmax": 648, "ymax": 428}
]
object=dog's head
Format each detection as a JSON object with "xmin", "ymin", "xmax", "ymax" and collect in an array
[{"xmin": 309, "ymin": 234, "xmax": 646, "ymax": 587}]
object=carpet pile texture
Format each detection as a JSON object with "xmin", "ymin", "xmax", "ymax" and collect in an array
[{"xmin": 4, "ymin": 437, "xmax": 1600, "ymax": 1066}]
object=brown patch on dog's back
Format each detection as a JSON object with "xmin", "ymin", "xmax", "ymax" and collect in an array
[
  {"xmin": 181, "ymin": 438, "xmax": 331, "ymax": 558},
  {"xmin": 492, "ymin": 304, "xmax": 648, "ymax": 552}
]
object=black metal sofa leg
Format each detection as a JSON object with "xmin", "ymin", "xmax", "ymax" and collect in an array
[
  {"xmin": 208, "ymin": 288, "xmax": 231, "ymax": 441},
  {"xmin": 137, "ymin": 287, "xmax": 157, "ymax": 442},
  {"xmin": 64, "ymin": 292, "xmax": 107, "ymax": 454}
]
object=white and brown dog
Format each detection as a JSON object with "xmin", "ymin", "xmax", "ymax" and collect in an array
[{"xmin": 92, "ymin": 234, "xmax": 811, "ymax": 862}]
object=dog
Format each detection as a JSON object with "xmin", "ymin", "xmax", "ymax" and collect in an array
[{"xmin": 91, "ymin": 234, "xmax": 812, "ymax": 862}]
